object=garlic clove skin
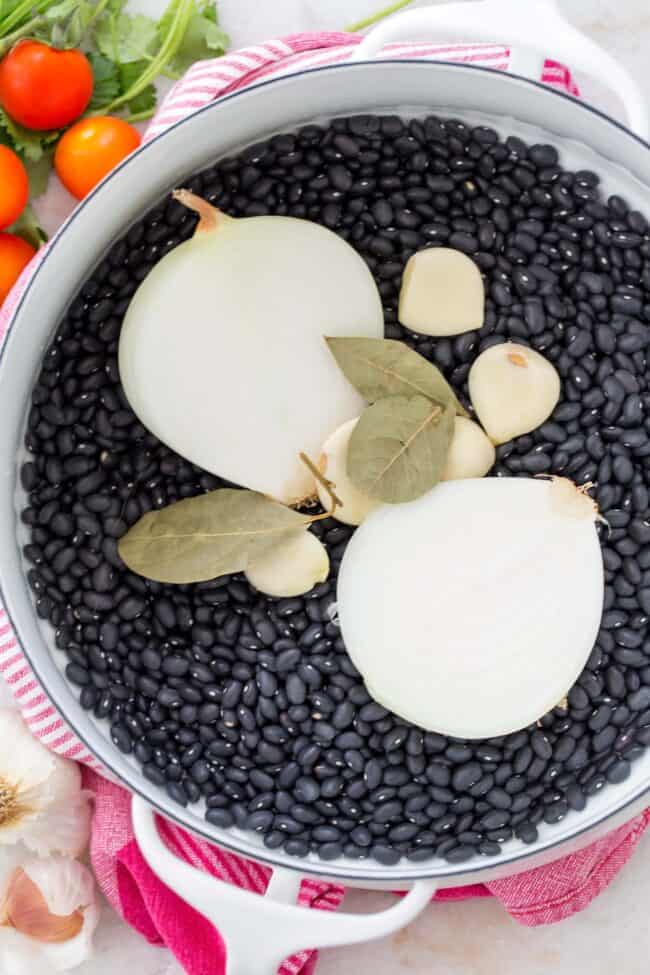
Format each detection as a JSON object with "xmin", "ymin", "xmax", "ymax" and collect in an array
[
  {"xmin": 441, "ymin": 416, "xmax": 495, "ymax": 481},
  {"xmin": 0, "ymin": 855, "xmax": 98, "ymax": 974},
  {"xmin": 317, "ymin": 419, "xmax": 381, "ymax": 525},
  {"xmin": 0, "ymin": 710, "xmax": 90, "ymax": 858},
  {"xmin": 337, "ymin": 477, "xmax": 604, "ymax": 739},
  {"xmin": 398, "ymin": 247, "xmax": 484, "ymax": 336},
  {"xmin": 468, "ymin": 342, "xmax": 560, "ymax": 444},
  {"xmin": 245, "ymin": 530, "xmax": 329, "ymax": 597},
  {"xmin": 119, "ymin": 193, "xmax": 384, "ymax": 505}
]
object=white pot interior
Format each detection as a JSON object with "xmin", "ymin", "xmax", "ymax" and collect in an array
[{"xmin": 2, "ymin": 60, "xmax": 650, "ymax": 886}]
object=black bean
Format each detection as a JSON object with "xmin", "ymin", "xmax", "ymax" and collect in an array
[
  {"xmin": 451, "ymin": 762, "xmax": 482, "ymax": 791},
  {"xmin": 531, "ymin": 731, "xmax": 552, "ymax": 760},
  {"xmin": 606, "ymin": 759, "xmax": 631, "ymax": 784}
]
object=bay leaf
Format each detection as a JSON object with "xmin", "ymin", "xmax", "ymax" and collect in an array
[
  {"xmin": 118, "ymin": 488, "xmax": 311, "ymax": 584},
  {"xmin": 326, "ymin": 336, "xmax": 468, "ymax": 417},
  {"xmin": 347, "ymin": 395, "xmax": 455, "ymax": 503}
]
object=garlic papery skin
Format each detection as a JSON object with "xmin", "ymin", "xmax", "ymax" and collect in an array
[
  {"xmin": 0, "ymin": 710, "xmax": 90, "ymax": 857},
  {"xmin": 119, "ymin": 192, "xmax": 384, "ymax": 505},
  {"xmin": 468, "ymin": 342, "xmax": 561, "ymax": 444},
  {"xmin": 317, "ymin": 419, "xmax": 381, "ymax": 525},
  {"xmin": 337, "ymin": 477, "xmax": 604, "ymax": 739},
  {"xmin": 398, "ymin": 247, "xmax": 484, "ymax": 336},
  {"xmin": 245, "ymin": 530, "xmax": 329, "ymax": 597},
  {"xmin": 441, "ymin": 416, "xmax": 495, "ymax": 481},
  {"xmin": 0, "ymin": 855, "xmax": 98, "ymax": 974}
]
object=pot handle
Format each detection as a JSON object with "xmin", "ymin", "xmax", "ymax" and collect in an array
[
  {"xmin": 132, "ymin": 797, "xmax": 437, "ymax": 975},
  {"xmin": 349, "ymin": 0, "xmax": 648, "ymax": 141}
]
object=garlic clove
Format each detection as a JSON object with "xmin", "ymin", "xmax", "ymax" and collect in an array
[
  {"xmin": 0, "ymin": 856, "xmax": 98, "ymax": 974},
  {"xmin": 337, "ymin": 477, "xmax": 604, "ymax": 739},
  {"xmin": 317, "ymin": 419, "xmax": 381, "ymax": 526},
  {"xmin": 119, "ymin": 192, "xmax": 384, "ymax": 505},
  {"xmin": 245, "ymin": 530, "xmax": 329, "ymax": 597},
  {"xmin": 441, "ymin": 416, "xmax": 495, "ymax": 481},
  {"xmin": 398, "ymin": 247, "xmax": 484, "ymax": 336},
  {"xmin": 468, "ymin": 342, "xmax": 561, "ymax": 444},
  {"xmin": 1, "ymin": 867, "xmax": 83, "ymax": 943}
]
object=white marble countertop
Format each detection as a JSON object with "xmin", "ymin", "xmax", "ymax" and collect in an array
[{"xmin": 26, "ymin": 1, "xmax": 650, "ymax": 973}]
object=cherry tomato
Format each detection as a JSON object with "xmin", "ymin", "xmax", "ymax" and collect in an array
[
  {"xmin": 0, "ymin": 146, "xmax": 29, "ymax": 229},
  {"xmin": 0, "ymin": 41, "xmax": 93, "ymax": 131},
  {"xmin": 54, "ymin": 116, "xmax": 141, "ymax": 199},
  {"xmin": 0, "ymin": 233, "xmax": 36, "ymax": 304}
]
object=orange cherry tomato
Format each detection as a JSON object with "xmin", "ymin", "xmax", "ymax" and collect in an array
[
  {"xmin": 0, "ymin": 41, "xmax": 93, "ymax": 131},
  {"xmin": 0, "ymin": 233, "xmax": 36, "ymax": 304},
  {"xmin": 54, "ymin": 116, "xmax": 141, "ymax": 199},
  {"xmin": 0, "ymin": 146, "xmax": 29, "ymax": 229}
]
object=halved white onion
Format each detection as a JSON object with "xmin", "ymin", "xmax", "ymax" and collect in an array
[
  {"xmin": 119, "ymin": 194, "xmax": 384, "ymax": 504},
  {"xmin": 337, "ymin": 477, "xmax": 604, "ymax": 739}
]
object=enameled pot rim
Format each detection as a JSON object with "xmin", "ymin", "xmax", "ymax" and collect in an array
[{"xmin": 2, "ymin": 57, "xmax": 650, "ymax": 884}]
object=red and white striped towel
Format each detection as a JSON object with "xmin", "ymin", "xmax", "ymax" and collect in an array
[{"xmin": 1, "ymin": 31, "xmax": 648, "ymax": 975}]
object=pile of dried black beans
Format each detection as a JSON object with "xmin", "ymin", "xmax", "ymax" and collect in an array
[{"xmin": 20, "ymin": 114, "xmax": 650, "ymax": 865}]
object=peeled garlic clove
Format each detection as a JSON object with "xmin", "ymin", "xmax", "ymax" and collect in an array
[
  {"xmin": 398, "ymin": 247, "xmax": 484, "ymax": 336},
  {"xmin": 245, "ymin": 530, "xmax": 329, "ymax": 597},
  {"xmin": 442, "ymin": 416, "xmax": 495, "ymax": 481},
  {"xmin": 119, "ymin": 192, "xmax": 384, "ymax": 505},
  {"xmin": 468, "ymin": 342, "xmax": 560, "ymax": 444},
  {"xmin": 337, "ymin": 477, "xmax": 604, "ymax": 739},
  {"xmin": 317, "ymin": 419, "xmax": 381, "ymax": 525}
]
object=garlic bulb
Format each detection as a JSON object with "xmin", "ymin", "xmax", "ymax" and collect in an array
[
  {"xmin": 398, "ymin": 247, "xmax": 484, "ymax": 336},
  {"xmin": 468, "ymin": 342, "xmax": 560, "ymax": 444},
  {"xmin": 317, "ymin": 419, "xmax": 381, "ymax": 525},
  {"xmin": 245, "ymin": 530, "xmax": 329, "ymax": 597},
  {"xmin": 119, "ymin": 191, "xmax": 384, "ymax": 505},
  {"xmin": 0, "ymin": 710, "xmax": 90, "ymax": 857},
  {"xmin": 0, "ymin": 853, "xmax": 98, "ymax": 973},
  {"xmin": 337, "ymin": 477, "xmax": 604, "ymax": 738}
]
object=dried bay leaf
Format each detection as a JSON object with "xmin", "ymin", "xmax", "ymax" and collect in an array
[
  {"xmin": 118, "ymin": 489, "xmax": 311, "ymax": 584},
  {"xmin": 326, "ymin": 336, "xmax": 468, "ymax": 417},
  {"xmin": 348, "ymin": 395, "xmax": 455, "ymax": 503}
]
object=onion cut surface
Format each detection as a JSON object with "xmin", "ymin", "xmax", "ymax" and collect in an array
[
  {"xmin": 119, "ymin": 199, "xmax": 384, "ymax": 504},
  {"xmin": 337, "ymin": 477, "xmax": 604, "ymax": 738}
]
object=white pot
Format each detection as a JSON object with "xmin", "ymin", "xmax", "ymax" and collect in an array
[{"xmin": 1, "ymin": 1, "xmax": 649, "ymax": 971}]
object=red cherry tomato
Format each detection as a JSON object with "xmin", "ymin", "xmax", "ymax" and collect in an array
[
  {"xmin": 0, "ymin": 146, "xmax": 29, "ymax": 229},
  {"xmin": 54, "ymin": 116, "xmax": 141, "ymax": 199},
  {"xmin": 0, "ymin": 41, "xmax": 93, "ymax": 130},
  {"xmin": 0, "ymin": 233, "xmax": 36, "ymax": 305}
]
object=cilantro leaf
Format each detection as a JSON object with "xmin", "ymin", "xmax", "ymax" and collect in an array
[
  {"xmin": 119, "ymin": 61, "xmax": 156, "ymax": 115},
  {"xmin": 0, "ymin": 110, "xmax": 59, "ymax": 163},
  {"xmin": 94, "ymin": 11, "xmax": 159, "ymax": 64},
  {"xmin": 88, "ymin": 52, "xmax": 121, "ymax": 110}
]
